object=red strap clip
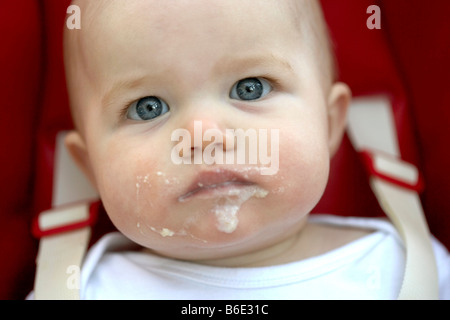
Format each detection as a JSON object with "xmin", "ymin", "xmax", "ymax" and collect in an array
[
  {"xmin": 359, "ymin": 150, "xmax": 425, "ymax": 193},
  {"xmin": 32, "ymin": 201, "xmax": 99, "ymax": 238}
]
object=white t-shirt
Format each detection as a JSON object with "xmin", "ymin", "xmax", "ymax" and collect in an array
[{"xmin": 79, "ymin": 215, "xmax": 450, "ymax": 300}]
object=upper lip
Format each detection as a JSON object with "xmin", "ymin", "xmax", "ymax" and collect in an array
[{"xmin": 178, "ymin": 169, "xmax": 254, "ymax": 202}]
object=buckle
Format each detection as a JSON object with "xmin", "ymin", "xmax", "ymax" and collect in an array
[
  {"xmin": 359, "ymin": 150, "xmax": 424, "ymax": 193},
  {"xmin": 32, "ymin": 201, "xmax": 99, "ymax": 238}
]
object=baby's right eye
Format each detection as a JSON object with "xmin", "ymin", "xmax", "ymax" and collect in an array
[{"xmin": 126, "ymin": 96, "xmax": 170, "ymax": 121}]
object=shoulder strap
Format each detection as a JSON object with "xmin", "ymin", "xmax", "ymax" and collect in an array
[
  {"xmin": 33, "ymin": 201, "xmax": 97, "ymax": 300},
  {"xmin": 347, "ymin": 96, "xmax": 439, "ymax": 299}
]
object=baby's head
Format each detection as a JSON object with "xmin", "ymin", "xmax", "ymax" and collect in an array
[{"xmin": 64, "ymin": 0, "xmax": 350, "ymax": 264}]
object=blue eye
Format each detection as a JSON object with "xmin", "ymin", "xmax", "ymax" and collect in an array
[
  {"xmin": 230, "ymin": 77, "xmax": 272, "ymax": 101},
  {"xmin": 126, "ymin": 96, "xmax": 169, "ymax": 121}
]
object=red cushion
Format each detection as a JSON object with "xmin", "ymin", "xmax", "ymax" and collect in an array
[
  {"xmin": 316, "ymin": 0, "xmax": 450, "ymax": 250},
  {"xmin": 32, "ymin": 0, "xmax": 73, "ymax": 216},
  {"xmin": 0, "ymin": 0, "xmax": 43, "ymax": 300},
  {"xmin": 315, "ymin": 0, "xmax": 419, "ymax": 216},
  {"xmin": 381, "ymin": 0, "xmax": 450, "ymax": 251}
]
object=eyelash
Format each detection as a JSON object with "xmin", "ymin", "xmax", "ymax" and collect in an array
[
  {"xmin": 244, "ymin": 75, "xmax": 282, "ymax": 93},
  {"xmin": 258, "ymin": 75, "xmax": 282, "ymax": 89},
  {"xmin": 119, "ymin": 98, "xmax": 139, "ymax": 120}
]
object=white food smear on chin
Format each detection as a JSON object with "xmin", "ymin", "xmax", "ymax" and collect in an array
[
  {"xmin": 148, "ymin": 226, "xmax": 175, "ymax": 237},
  {"xmin": 212, "ymin": 186, "xmax": 269, "ymax": 234}
]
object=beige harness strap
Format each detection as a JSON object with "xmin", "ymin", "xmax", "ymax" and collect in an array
[
  {"xmin": 370, "ymin": 176, "xmax": 438, "ymax": 299},
  {"xmin": 33, "ymin": 202, "xmax": 94, "ymax": 300},
  {"xmin": 347, "ymin": 96, "xmax": 439, "ymax": 299}
]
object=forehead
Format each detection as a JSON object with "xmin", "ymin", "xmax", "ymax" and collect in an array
[
  {"xmin": 74, "ymin": 0, "xmax": 304, "ymax": 74},
  {"xmin": 80, "ymin": 0, "xmax": 298, "ymax": 27}
]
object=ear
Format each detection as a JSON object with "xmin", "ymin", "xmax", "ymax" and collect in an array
[
  {"xmin": 327, "ymin": 82, "xmax": 351, "ymax": 157},
  {"xmin": 64, "ymin": 131, "xmax": 98, "ymax": 190}
]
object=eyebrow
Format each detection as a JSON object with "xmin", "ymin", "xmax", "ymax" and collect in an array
[
  {"xmin": 101, "ymin": 75, "xmax": 148, "ymax": 110},
  {"xmin": 215, "ymin": 53, "xmax": 296, "ymax": 78},
  {"xmin": 101, "ymin": 53, "xmax": 296, "ymax": 109}
]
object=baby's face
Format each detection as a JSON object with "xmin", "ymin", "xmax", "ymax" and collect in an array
[{"xmin": 66, "ymin": 0, "xmax": 349, "ymax": 263}]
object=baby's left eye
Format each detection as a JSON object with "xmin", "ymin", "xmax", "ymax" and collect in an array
[{"xmin": 230, "ymin": 77, "xmax": 272, "ymax": 101}]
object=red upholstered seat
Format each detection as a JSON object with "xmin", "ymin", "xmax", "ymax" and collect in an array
[{"xmin": 0, "ymin": 0, "xmax": 448, "ymax": 299}]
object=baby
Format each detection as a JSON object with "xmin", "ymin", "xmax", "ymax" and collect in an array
[{"xmin": 61, "ymin": 0, "xmax": 449, "ymax": 299}]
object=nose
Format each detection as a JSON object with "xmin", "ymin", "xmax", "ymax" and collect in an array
[
  {"xmin": 190, "ymin": 118, "xmax": 233, "ymax": 148},
  {"xmin": 171, "ymin": 115, "xmax": 236, "ymax": 164}
]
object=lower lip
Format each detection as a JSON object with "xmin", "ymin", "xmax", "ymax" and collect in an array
[{"xmin": 178, "ymin": 181, "xmax": 254, "ymax": 202}]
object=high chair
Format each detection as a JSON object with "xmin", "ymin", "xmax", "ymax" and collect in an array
[{"xmin": 1, "ymin": 0, "xmax": 449, "ymax": 299}]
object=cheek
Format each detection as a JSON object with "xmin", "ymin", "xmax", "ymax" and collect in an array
[
  {"xmin": 274, "ymin": 127, "xmax": 330, "ymax": 216},
  {"xmin": 92, "ymin": 139, "xmax": 172, "ymax": 237}
]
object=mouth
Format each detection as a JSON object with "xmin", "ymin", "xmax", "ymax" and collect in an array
[{"xmin": 178, "ymin": 169, "xmax": 256, "ymax": 202}]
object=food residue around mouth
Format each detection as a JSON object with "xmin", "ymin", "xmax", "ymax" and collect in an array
[
  {"xmin": 212, "ymin": 186, "xmax": 269, "ymax": 234},
  {"xmin": 137, "ymin": 170, "xmax": 270, "ymax": 238},
  {"xmin": 147, "ymin": 226, "xmax": 175, "ymax": 237}
]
